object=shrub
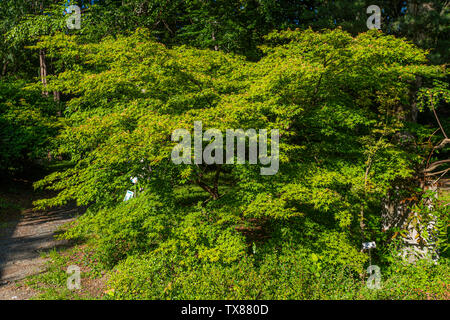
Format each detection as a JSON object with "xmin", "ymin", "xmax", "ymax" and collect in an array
[{"xmin": 0, "ymin": 79, "xmax": 60, "ymax": 174}]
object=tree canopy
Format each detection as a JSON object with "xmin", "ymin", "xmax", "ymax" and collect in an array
[{"xmin": 0, "ymin": 0, "xmax": 448, "ymax": 300}]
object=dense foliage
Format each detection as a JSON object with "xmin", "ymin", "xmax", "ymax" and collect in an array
[
  {"xmin": 0, "ymin": 80, "xmax": 60, "ymax": 174},
  {"xmin": 28, "ymin": 27, "xmax": 448, "ymax": 298},
  {"xmin": 1, "ymin": 0, "xmax": 448, "ymax": 300}
]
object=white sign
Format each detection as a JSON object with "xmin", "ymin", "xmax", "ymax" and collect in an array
[
  {"xmin": 362, "ymin": 241, "xmax": 376, "ymax": 250},
  {"xmin": 123, "ymin": 190, "xmax": 134, "ymax": 201}
]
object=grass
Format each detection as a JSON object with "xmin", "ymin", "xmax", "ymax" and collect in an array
[{"xmin": 25, "ymin": 244, "xmax": 108, "ymax": 300}]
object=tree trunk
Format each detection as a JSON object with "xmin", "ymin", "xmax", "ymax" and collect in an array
[
  {"xmin": 39, "ymin": 49, "xmax": 48, "ymax": 96},
  {"xmin": 195, "ymin": 165, "xmax": 221, "ymax": 200},
  {"xmin": 53, "ymin": 91, "xmax": 60, "ymax": 102},
  {"xmin": 1, "ymin": 61, "xmax": 7, "ymax": 77},
  {"xmin": 381, "ymin": 182, "xmax": 439, "ymax": 263},
  {"xmin": 212, "ymin": 31, "xmax": 219, "ymax": 51}
]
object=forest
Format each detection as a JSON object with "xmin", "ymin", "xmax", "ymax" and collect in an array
[{"xmin": 0, "ymin": 0, "xmax": 449, "ymax": 300}]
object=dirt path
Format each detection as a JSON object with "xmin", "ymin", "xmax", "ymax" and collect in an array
[{"xmin": 0, "ymin": 179, "xmax": 79, "ymax": 300}]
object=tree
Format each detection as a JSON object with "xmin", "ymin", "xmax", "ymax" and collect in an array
[
  {"xmin": 31, "ymin": 28, "xmax": 445, "ymax": 272},
  {"xmin": 0, "ymin": 79, "xmax": 60, "ymax": 175}
]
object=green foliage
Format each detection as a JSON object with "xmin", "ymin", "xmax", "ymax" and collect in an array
[
  {"xmin": 2, "ymin": 1, "xmax": 448, "ymax": 79},
  {"xmin": 106, "ymin": 245, "xmax": 449, "ymax": 300},
  {"xmin": 106, "ymin": 248, "xmax": 359, "ymax": 300},
  {"xmin": 62, "ymin": 192, "xmax": 176, "ymax": 268},
  {"xmin": 26, "ymin": 29, "xmax": 447, "ymax": 300},
  {"xmin": 33, "ymin": 28, "xmax": 443, "ymax": 213},
  {"xmin": 1, "ymin": 1, "xmax": 448, "ymax": 299},
  {"xmin": 372, "ymin": 256, "xmax": 450, "ymax": 300},
  {"xmin": 53, "ymin": 1, "xmax": 450, "ymax": 63},
  {"xmin": 26, "ymin": 247, "xmax": 100, "ymax": 300},
  {"xmin": 61, "ymin": 191, "xmax": 245, "ymax": 267},
  {"xmin": 410, "ymin": 191, "xmax": 450, "ymax": 258},
  {"xmin": 0, "ymin": 79, "xmax": 60, "ymax": 174}
]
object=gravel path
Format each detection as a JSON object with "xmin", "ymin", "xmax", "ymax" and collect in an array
[{"xmin": 0, "ymin": 181, "xmax": 79, "ymax": 299}]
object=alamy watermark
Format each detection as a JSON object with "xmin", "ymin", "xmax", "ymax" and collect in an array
[
  {"xmin": 366, "ymin": 5, "xmax": 381, "ymax": 30},
  {"xmin": 66, "ymin": 5, "xmax": 81, "ymax": 30},
  {"xmin": 362, "ymin": 241, "xmax": 381, "ymax": 289},
  {"xmin": 171, "ymin": 121, "xmax": 279, "ymax": 175},
  {"xmin": 67, "ymin": 265, "xmax": 81, "ymax": 290},
  {"xmin": 366, "ymin": 265, "xmax": 381, "ymax": 289}
]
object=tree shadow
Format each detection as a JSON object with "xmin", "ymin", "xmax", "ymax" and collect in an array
[{"xmin": 0, "ymin": 180, "xmax": 83, "ymax": 285}]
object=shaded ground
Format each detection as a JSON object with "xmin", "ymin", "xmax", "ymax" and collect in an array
[{"xmin": 0, "ymin": 178, "xmax": 79, "ymax": 299}]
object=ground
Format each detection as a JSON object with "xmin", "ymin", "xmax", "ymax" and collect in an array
[{"xmin": 0, "ymin": 178, "xmax": 78, "ymax": 299}]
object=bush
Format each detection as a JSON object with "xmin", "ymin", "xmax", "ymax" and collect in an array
[
  {"xmin": 0, "ymin": 79, "xmax": 60, "ymax": 174},
  {"xmin": 106, "ymin": 249, "xmax": 449, "ymax": 300}
]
